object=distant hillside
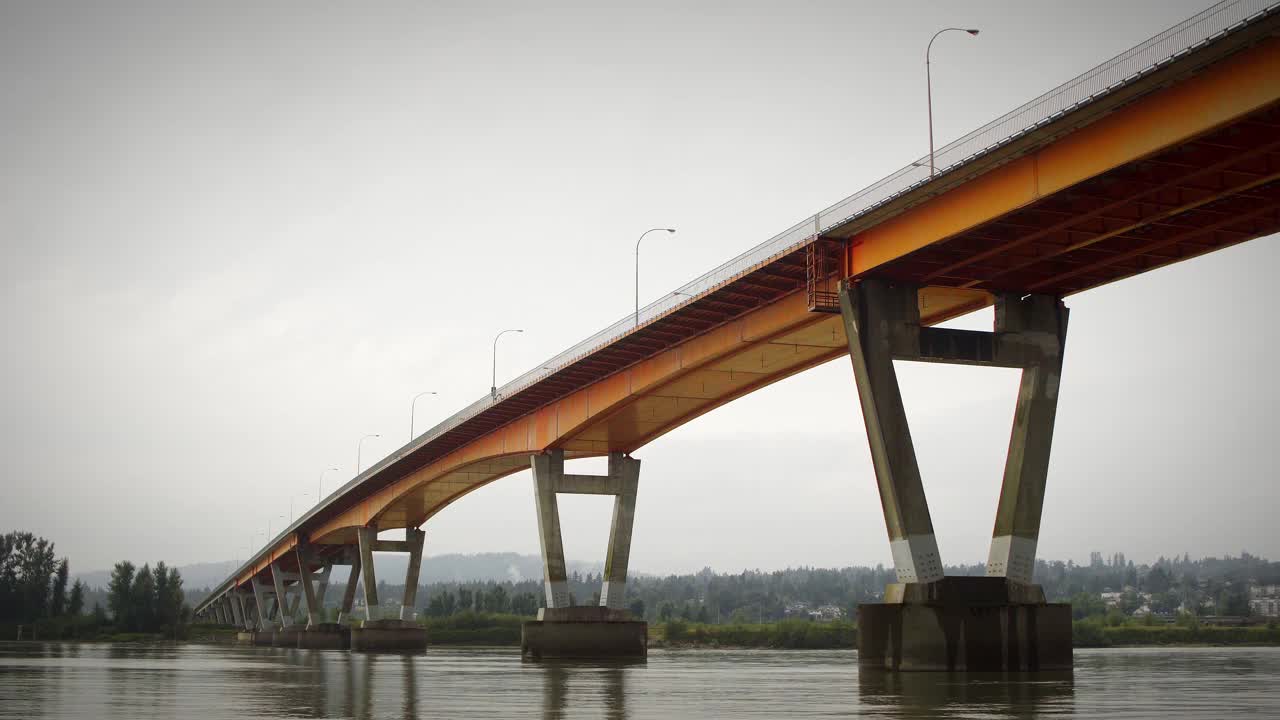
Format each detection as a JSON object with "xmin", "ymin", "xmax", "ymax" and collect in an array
[{"xmin": 74, "ymin": 553, "xmax": 601, "ymax": 591}]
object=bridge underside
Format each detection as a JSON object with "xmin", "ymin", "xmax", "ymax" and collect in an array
[{"xmin": 865, "ymin": 103, "xmax": 1280, "ymax": 296}]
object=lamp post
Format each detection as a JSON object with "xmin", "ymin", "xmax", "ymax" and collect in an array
[
  {"xmin": 635, "ymin": 228, "xmax": 676, "ymax": 327},
  {"xmin": 357, "ymin": 434, "xmax": 380, "ymax": 474},
  {"xmin": 409, "ymin": 391, "xmax": 438, "ymax": 440},
  {"xmin": 290, "ymin": 491, "xmax": 312, "ymax": 523},
  {"xmin": 491, "ymin": 329, "xmax": 523, "ymax": 400},
  {"xmin": 926, "ymin": 27, "xmax": 980, "ymax": 177},
  {"xmin": 267, "ymin": 515, "xmax": 285, "ymax": 539},
  {"xmin": 318, "ymin": 466, "xmax": 339, "ymax": 504}
]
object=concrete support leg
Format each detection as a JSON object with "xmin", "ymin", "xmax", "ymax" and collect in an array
[
  {"xmin": 357, "ymin": 527, "xmax": 380, "ymax": 622},
  {"xmin": 338, "ymin": 549, "xmax": 362, "ymax": 626},
  {"xmin": 270, "ymin": 562, "xmax": 295, "ymax": 628},
  {"xmin": 251, "ymin": 577, "xmax": 276, "ymax": 632},
  {"xmin": 532, "ymin": 452, "xmax": 571, "ymax": 609},
  {"xmin": 230, "ymin": 591, "xmax": 246, "ymax": 629},
  {"xmin": 986, "ymin": 295, "xmax": 1069, "ymax": 584},
  {"xmin": 400, "ymin": 529, "xmax": 425, "ymax": 622},
  {"xmin": 296, "ymin": 545, "xmax": 327, "ymax": 628},
  {"xmin": 601, "ymin": 453, "xmax": 640, "ymax": 610},
  {"xmin": 839, "ymin": 279, "xmax": 943, "ymax": 584}
]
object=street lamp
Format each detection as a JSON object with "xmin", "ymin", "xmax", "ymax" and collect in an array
[
  {"xmin": 318, "ymin": 466, "xmax": 339, "ymax": 503},
  {"xmin": 491, "ymin": 329, "xmax": 523, "ymax": 400},
  {"xmin": 290, "ymin": 491, "xmax": 311, "ymax": 523},
  {"xmin": 409, "ymin": 391, "xmax": 438, "ymax": 441},
  {"xmin": 635, "ymin": 228, "xmax": 676, "ymax": 327},
  {"xmin": 926, "ymin": 27, "xmax": 980, "ymax": 177},
  {"xmin": 267, "ymin": 515, "xmax": 285, "ymax": 539},
  {"xmin": 357, "ymin": 434, "xmax": 381, "ymax": 474}
]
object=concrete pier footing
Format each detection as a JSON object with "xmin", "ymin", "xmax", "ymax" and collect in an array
[
  {"xmin": 296, "ymin": 623, "xmax": 351, "ymax": 650},
  {"xmin": 272, "ymin": 627, "xmax": 302, "ymax": 647},
  {"xmin": 349, "ymin": 619, "xmax": 428, "ymax": 652},
  {"xmin": 522, "ymin": 607, "xmax": 648, "ymax": 660},
  {"xmin": 857, "ymin": 577, "xmax": 1071, "ymax": 672}
]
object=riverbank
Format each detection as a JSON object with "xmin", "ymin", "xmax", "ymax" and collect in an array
[{"xmin": 1073, "ymin": 621, "xmax": 1280, "ymax": 648}]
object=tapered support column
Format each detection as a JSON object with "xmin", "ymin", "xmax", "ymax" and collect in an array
[
  {"xmin": 295, "ymin": 544, "xmax": 334, "ymax": 629},
  {"xmin": 270, "ymin": 562, "xmax": 297, "ymax": 628},
  {"xmin": 229, "ymin": 591, "xmax": 246, "ymax": 629},
  {"xmin": 986, "ymin": 294, "xmax": 1069, "ymax": 583},
  {"xmin": 251, "ymin": 577, "xmax": 273, "ymax": 629},
  {"xmin": 601, "ymin": 453, "xmax": 640, "ymax": 610},
  {"xmin": 839, "ymin": 279, "xmax": 943, "ymax": 584},
  {"xmin": 532, "ymin": 452, "xmax": 571, "ymax": 609},
  {"xmin": 338, "ymin": 549, "xmax": 362, "ymax": 626},
  {"xmin": 357, "ymin": 527, "xmax": 380, "ymax": 621},
  {"xmin": 401, "ymin": 529, "xmax": 426, "ymax": 621}
]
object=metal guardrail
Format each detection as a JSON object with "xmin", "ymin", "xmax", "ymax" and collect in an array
[{"xmin": 199, "ymin": 0, "xmax": 1278, "ymax": 611}]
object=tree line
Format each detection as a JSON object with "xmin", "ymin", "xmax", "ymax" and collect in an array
[
  {"xmin": 0, "ymin": 531, "xmax": 86, "ymax": 626},
  {"xmin": 107, "ymin": 561, "xmax": 187, "ymax": 634},
  {"xmin": 342, "ymin": 551, "xmax": 1277, "ymax": 626},
  {"xmin": 0, "ymin": 530, "xmax": 189, "ymax": 639}
]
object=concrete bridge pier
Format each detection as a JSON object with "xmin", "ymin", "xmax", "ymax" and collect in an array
[
  {"xmin": 268, "ymin": 561, "xmax": 307, "ymax": 647},
  {"xmin": 348, "ymin": 526, "xmax": 428, "ymax": 652},
  {"xmin": 250, "ymin": 576, "xmax": 282, "ymax": 646},
  {"xmin": 840, "ymin": 279, "xmax": 1071, "ymax": 672},
  {"xmin": 232, "ymin": 590, "xmax": 256, "ymax": 643},
  {"xmin": 295, "ymin": 544, "xmax": 349, "ymax": 649},
  {"xmin": 522, "ymin": 449, "xmax": 647, "ymax": 660}
]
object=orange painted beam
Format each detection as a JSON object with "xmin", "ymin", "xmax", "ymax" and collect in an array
[{"xmin": 846, "ymin": 36, "xmax": 1280, "ymax": 279}]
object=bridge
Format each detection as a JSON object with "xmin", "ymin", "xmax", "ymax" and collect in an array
[{"xmin": 196, "ymin": 0, "xmax": 1280, "ymax": 668}]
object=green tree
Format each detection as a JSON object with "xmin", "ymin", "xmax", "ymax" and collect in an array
[
  {"xmin": 486, "ymin": 585, "xmax": 509, "ymax": 613},
  {"xmin": 131, "ymin": 564, "xmax": 156, "ymax": 632},
  {"xmin": 628, "ymin": 599, "xmax": 645, "ymax": 619},
  {"xmin": 67, "ymin": 580, "xmax": 86, "ymax": 616},
  {"xmin": 49, "ymin": 558, "xmax": 69, "ymax": 616},
  {"xmin": 107, "ymin": 561, "xmax": 136, "ymax": 630}
]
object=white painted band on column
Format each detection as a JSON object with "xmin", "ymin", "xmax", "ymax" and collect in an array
[
  {"xmin": 545, "ymin": 580, "xmax": 570, "ymax": 609},
  {"xmin": 600, "ymin": 580, "xmax": 626, "ymax": 610},
  {"xmin": 986, "ymin": 534, "xmax": 1038, "ymax": 584},
  {"xmin": 889, "ymin": 533, "xmax": 943, "ymax": 583}
]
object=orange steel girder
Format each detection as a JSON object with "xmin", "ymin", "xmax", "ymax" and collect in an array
[{"xmin": 843, "ymin": 36, "xmax": 1280, "ymax": 282}]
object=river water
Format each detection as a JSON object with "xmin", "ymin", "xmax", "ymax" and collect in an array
[{"xmin": 1, "ymin": 643, "xmax": 1278, "ymax": 719}]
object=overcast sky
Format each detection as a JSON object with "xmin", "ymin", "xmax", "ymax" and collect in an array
[{"xmin": 2, "ymin": 0, "xmax": 1276, "ymax": 576}]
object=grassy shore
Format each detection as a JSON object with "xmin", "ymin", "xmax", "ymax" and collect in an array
[
  {"xmin": 1073, "ymin": 621, "xmax": 1280, "ymax": 648},
  {"xmin": 653, "ymin": 619, "xmax": 856, "ymax": 649},
  {"xmin": 420, "ymin": 611, "xmax": 527, "ymax": 645}
]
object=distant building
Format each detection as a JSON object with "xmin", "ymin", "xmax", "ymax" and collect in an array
[
  {"xmin": 1249, "ymin": 583, "xmax": 1280, "ymax": 617},
  {"xmin": 812, "ymin": 605, "xmax": 844, "ymax": 622}
]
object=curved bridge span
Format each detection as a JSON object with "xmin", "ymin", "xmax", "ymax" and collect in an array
[{"xmin": 197, "ymin": 1, "xmax": 1280, "ymax": 648}]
